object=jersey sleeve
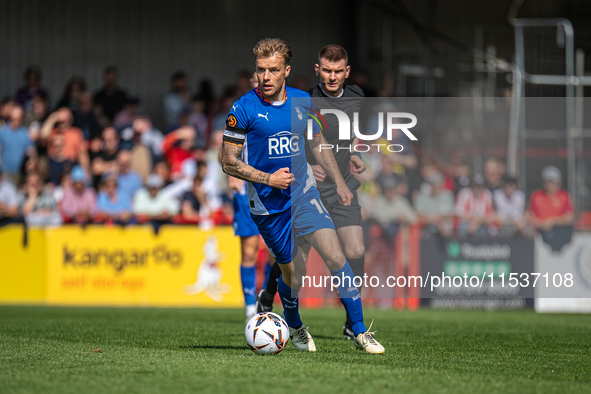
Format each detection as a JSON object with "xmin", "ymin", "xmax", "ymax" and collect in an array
[{"xmin": 223, "ymin": 101, "xmax": 249, "ymax": 147}]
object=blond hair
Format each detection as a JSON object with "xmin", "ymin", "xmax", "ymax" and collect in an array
[{"xmin": 253, "ymin": 38, "xmax": 292, "ymax": 65}]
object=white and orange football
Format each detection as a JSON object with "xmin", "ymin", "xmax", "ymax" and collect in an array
[{"xmin": 245, "ymin": 312, "xmax": 289, "ymax": 355}]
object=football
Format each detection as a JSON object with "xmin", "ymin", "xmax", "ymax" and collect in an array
[{"xmin": 245, "ymin": 312, "xmax": 290, "ymax": 354}]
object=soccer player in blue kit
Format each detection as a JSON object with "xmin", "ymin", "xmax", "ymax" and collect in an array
[{"xmin": 221, "ymin": 38, "xmax": 384, "ymax": 354}]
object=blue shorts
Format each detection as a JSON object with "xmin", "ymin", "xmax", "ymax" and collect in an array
[
  {"xmin": 251, "ymin": 187, "xmax": 335, "ymax": 264},
  {"xmin": 233, "ymin": 193, "xmax": 259, "ymax": 238}
]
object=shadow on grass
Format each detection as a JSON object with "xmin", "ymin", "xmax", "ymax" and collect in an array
[{"xmin": 180, "ymin": 345, "xmax": 245, "ymax": 350}]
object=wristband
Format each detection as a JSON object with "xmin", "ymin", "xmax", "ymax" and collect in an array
[{"xmin": 351, "ymin": 152, "xmax": 362, "ymax": 159}]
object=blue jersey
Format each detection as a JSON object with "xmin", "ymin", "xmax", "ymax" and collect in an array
[{"xmin": 223, "ymin": 86, "xmax": 319, "ymax": 215}]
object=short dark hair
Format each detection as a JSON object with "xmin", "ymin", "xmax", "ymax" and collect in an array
[{"xmin": 318, "ymin": 45, "xmax": 348, "ymax": 65}]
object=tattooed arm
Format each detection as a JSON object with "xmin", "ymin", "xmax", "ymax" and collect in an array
[{"xmin": 220, "ymin": 142, "xmax": 294, "ymax": 190}]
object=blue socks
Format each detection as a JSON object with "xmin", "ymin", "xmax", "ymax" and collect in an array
[
  {"xmin": 240, "ymin": 266, "xmax": 256, "ymax": 306},
  {"xmin": 273, "ymin": 262, "xmax": 364, "ymax": 334},
  {"xmin": 331, "ymin": 262, "xmax": 366, "ymax": 336},
  {"xmin": 277, "ymin": 275, "xmax": 302, "ymax": 328},
  {"xmin": 262, "ymin": 262, "xmax": 272, "ymax": 289}
]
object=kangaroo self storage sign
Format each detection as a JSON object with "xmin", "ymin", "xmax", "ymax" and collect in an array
[{"xmin": 0, "ymin": 225, "xmax": 243, "ymax": 307}]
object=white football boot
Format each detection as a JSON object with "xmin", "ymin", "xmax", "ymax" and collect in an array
[
  {"xmin": 354, "ymin": 320, "xmax": 385, "ymax": 354},
  {"xmin": 289, "ymin": 324, "xmax": 317, "ymax": 352}
]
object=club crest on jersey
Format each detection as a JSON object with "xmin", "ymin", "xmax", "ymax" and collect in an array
[{"xmin": 268, "ymin": 131, "xmax": 301, "ymax": 159}]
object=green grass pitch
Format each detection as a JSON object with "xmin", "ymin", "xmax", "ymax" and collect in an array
[{"xmin": 1, "ymin": 305, "xmax": 590, "ymax": 393}]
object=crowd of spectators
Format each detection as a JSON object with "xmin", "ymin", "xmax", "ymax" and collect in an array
[
  {"xmin": 0, "ymin": 65, "xmax": 238, "ymax": 231},
  {"xmin": 0, "ymin": 65, "xmax": 577, "ymax": 251},
  {"xmin": 357, "ymin": 149, "xmax": 575, "ymax": 250}
]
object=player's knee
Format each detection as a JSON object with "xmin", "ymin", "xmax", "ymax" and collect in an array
[
  {"xmin": 241, "ymin": 252, "xmax": 257, "ymax": 268},
  {"xmin": 295, "ymin": 266, "xmax": 306, "ymax": 284},
  {"xmin": 324, "ymin": 250, "xmax": 346, "ymax": 270},
  {"xmin": 344, "ymin": 244, "xmax": 365, "ymax": 260}
]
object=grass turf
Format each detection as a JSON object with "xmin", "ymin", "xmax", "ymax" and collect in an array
[{"xmin": 0, "ymin": 306, "xmax": 590, "ymax": 393}]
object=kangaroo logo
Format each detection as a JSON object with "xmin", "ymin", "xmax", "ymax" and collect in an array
[
  {"xmin": 184, "ymin": 236, "xmax": 230, "ymax": 302},
  {"xmin": 258, "ymin": 112, "xmax": 269, "ymax": 121}
]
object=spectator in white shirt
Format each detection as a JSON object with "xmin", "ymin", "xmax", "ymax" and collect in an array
[
  {"xmin": 372, "ymin": 175, "xmax": 417, "ymax": 241},
  {"xmin": 162, "ymin": 159, "xmax": 197, "ymax": 201},
  {"xmin": 133, "ymin": 174, "xmax": 178, "ymax": 230},
  {"xmin": 455, "ymin": 173, "xmax": 495, "ymax": 236},
  {"xmin": 414, "ymin": 171, "xmax": 454, "ymax": 237},
  {"xmin": 493, "ymin": 175, "xmax": 525, "ymax": 235}
]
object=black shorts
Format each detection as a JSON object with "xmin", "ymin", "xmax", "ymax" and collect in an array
[{"xmin": 317, "ymin": 186, "xmax": 363, "ymax": 229}]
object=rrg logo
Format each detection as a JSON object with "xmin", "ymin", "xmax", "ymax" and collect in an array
[{"xmin": 268, "ymin": 131, "xmax": 301, "ymax": 159}]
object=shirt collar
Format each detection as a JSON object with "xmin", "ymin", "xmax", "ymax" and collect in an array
[{"xmin": 319, "ymin": 84, "xmax": 344, "ymax": 98}]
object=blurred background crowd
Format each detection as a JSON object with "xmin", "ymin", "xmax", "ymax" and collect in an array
[
  {"xmin": 0, "ymin": 66, "xmax": 238, "ymax": 230},
  {"xmin": 0, "ymin": 65, "xmax": 576, "ymax": 250}
]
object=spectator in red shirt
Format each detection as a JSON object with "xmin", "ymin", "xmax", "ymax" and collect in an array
[
  {"xmin": 162, "ymin": 126, "xmax": 197, "ymax": 180},
  {"xmin": 528, "ymin": 166, "xmax": 574, "ymax": 251}
]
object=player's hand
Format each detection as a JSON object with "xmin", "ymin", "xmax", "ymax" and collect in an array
[
  {"xmin": 311, "ymin": 164, "xmax": 326, "ymax": 182},
  {"xmin": 228, "ymin": 176, "xmax": 245, "ymax": 193},
  {"xmin": 269, "ymin": 168, "xmax": 295, "ymax": 190},
  {"xmin": 336, "ymin": 184, "xmax": 353, "ymax": 206},
  {"xmin": 350, "ymin": 155, "xmax": 366, "ymax": 173}
]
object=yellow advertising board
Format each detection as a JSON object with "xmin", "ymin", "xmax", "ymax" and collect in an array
[
  {"xmin": 44, "ymin": 225, "xmax": 243, "ymax": 307},
  {"xmin": 0, "ymin": 225, "xmax": 46, "ymax": 303}
]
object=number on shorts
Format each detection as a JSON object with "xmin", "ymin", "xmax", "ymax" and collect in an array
[{"xmin": 310, "ymin": 198, "xmax": 327, "ymax": 214}]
